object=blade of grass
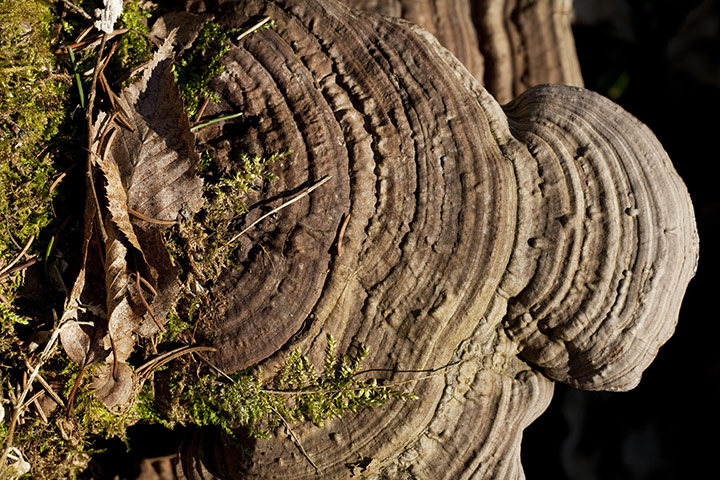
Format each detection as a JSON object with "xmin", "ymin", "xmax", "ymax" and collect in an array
[
  {"xmin": 190, "ymin": 111, "xmax": 243, "ymax": 132},
  {"xmin": 67, "ymin": 46, "xmax": 85, "ymax": 109}
]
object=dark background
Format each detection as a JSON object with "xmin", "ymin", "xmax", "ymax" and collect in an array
[{"xmin": 523, "ymin": 1, "xmax": 719, "ymax": 478}]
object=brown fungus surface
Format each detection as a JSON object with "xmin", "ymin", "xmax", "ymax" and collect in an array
[
  {"xmin": 341, "ymin": 0, "xmax": 584, "ymax": 103},
  {"xmin": 500, "ymin": 85, "xmax": 699, "ymax": 391},
  {"xmin": 180, "ymin": 0, "xmax": 697, "ymax": 478}
]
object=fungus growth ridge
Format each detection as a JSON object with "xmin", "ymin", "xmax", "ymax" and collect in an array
[{"xmin": 168, "ymin": 0, "xmax": 698, "ymax": 478}]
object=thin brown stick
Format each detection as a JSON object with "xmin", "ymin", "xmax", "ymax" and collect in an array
[
  {"xmin": 48, "ymin": 162, "xmax": 78, "ymax": 198},
  {"xmin": 33, "ymin": 397, "xmax": 49, "ymax": 424},
  {"xmin": 136, "ymin": 345, "xmax": 217, "ymax": 380},
  {"xmin": 228, "ymin": 175, "xmax": 332, "ymax": 244},
  {"xmin": 20, "ymin": 391, "xmax": 45, "ymax": 413},
  {"xmin": 196, "ymin": 353, "xmax": 235, "ymax": 383},
  {"xmin": 261, "ymin": 359, "xmax": 465, "ymax": 396},
  {"xmin": 66, "ymin": 362, "xmax": 88, "ymax": 418},
  {"xmin": 56, "ymin": 29, "xmax": 129, "ymax": 54},
  {"xmin": 60, "ymin": 0, "xmax": 92, "ymax": 20},
  {"xmin": 108, "ymin": 332, "xmax": 119, "ymax": 381},
  {"xmin": 2, "ymin": 320, "xmax": 86, "ymax": 463},
  {"xmin": 75, "ymin": 26, "xmax": 93, "ymax": 44},
  {"xmin": 135, "ymin": 272, "xmax": 165, "ymax": 333},
  {"xmin": 194, "ymin": 97, "xmax": 211, "ymax": 124},
  {"xmin": 137, "ymin": 274, "xmax": 157, "ymax": 296},
  {"xmin": 128, "ymin": 208, "xmax": 177, "ymax": 226},
  {"xmin": 236, "ymin": 16, "xmax": 273, "ymax": 42},
  {"xmin": 24, "ymin": 360, "xmax": 65, "ymax": 409},
  {"xmin": 86, "ymin": 33, "xmax": 106, "ymax": 127},
  {"xmin": 0, "ymin": 257, "xmax": 38, "ymax": 280},
  {"xmin": 100, "ymin": 73, "xmax": 134, "ymax": 130},
  {"xmin": 0, "ymin": 235, "xmax": 35, "ymax": 277},
  {"xmin": 86, "ymin": 33, "xmax": 110, "ymax": 243}
]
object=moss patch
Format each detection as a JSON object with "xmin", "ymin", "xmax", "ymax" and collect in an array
[{"xmin": 0, "ymin": 0, "xmax": 67, "ymax": 292}]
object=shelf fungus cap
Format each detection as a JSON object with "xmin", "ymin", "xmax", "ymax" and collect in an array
[
  {"xmin": 501, "ymin": 84, "xmax": 699, "ymax": 391},
  {"xmin": 177, "ymin": 0, "xmax": 698, "ymax": 478}
]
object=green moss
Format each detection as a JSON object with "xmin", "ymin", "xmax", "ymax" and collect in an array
[
  {"xmin": 174, "ymin": 21, "xmax": 232, "ymax": 118},
  {"xmin": 72, "ymin": 392, "xmax": 138, "ymax": 443},
  {"xmin": 151, "ymin": 336, "xmax": 416, "ymax": 441},
  {"xmin": 112, "ymin": 0, "xmax": 154, "ymax": 82},
  {"xmin": 0, "ymin": 0, "xmax": 67, "ymax": 277},
  {"xmin": 174, "ymin": 19, "xmax": 275, "ymax": 118}
]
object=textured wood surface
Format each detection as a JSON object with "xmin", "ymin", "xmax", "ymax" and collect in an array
[
  {"xmin": 176, "ymin": 0, "xmax": 697, "ymax": 478},
  {"xmin": 342, "ymin": 0, "xmax": 584, "ymax": 103}
]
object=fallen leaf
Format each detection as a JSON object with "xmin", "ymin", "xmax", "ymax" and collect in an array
[
  {"xmin": 108, "ymin": 30, "xmax": 204, "ymax": 223},
  {"xmin": 90, "ymin": 362, "xmax": 134, "ymax": 409},
  {"xmin": 150, "ymin": 11, "xmax": 212, "ymax": 53},
  {"xmin": 61, "ymin": 30, "xmax": 206, "ymax": 408},
  {"xmin": 103, "ymin": 217, "xmax": 135, "ymax": 364},
  {"xmin": 96, "ymin": 127, "xmax": 145, "ymax": 255}
]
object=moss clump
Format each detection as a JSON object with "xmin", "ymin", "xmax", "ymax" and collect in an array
[
  {"xmin": 0, "ymin": 0, "xmax": 67, "ymax": 293},
  {"xmin": 152, "ymin": 335, "xmax": 416, "ymax": 440},
  {"xmin": 112, "ymin": 0, "xmax": 155, "ymax": 82},
  {"xmin": 174, "ymin": 21, "xmax": 232, "ymax": 119},
  {"xmin": 174, "ymin": 19, "xmax": 274, "ymax": 118}
]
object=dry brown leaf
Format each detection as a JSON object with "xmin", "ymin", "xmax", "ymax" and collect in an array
[
  {"xmin": 90, "ymin": 362, "xmax": 134, "ymax": 409},
  {"xmin": 98, "ymin": 31, "xmax": 203, "ymax": 336},
  {"xmin": 61, "ymin": 30, "xmax": 206, "ymax": 407},
  {"xmin": 60, "ymin": 175, "xmax": 102, "ymax": 365},
  {"xmin": 96, "ymin": 129, "xmax": 145, "ymax": 255},
  {"xmin": 108, "ymin": 30, "xmax": 204, "ymax": 224},
  {"xmin": 150, "ymin": 11, "xmax": 212, "ymax": 53},
  {"xmin": 103, "ymin": 218, "xmax": 135, "ymax": 364}
]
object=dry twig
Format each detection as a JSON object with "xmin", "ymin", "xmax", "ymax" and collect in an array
[
  {"xmin": 228, "ymin": 175, "xmax": 332, "ymax": 244},
  {"xmin": 136, "ymin": 345, "xmax": 218, "ymax": 380}
]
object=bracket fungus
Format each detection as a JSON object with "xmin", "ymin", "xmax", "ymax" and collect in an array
[
  {"xmin": 173, "ymin": 0, "xmax": 697, "ymax": 478},
  {"xmin": 341, "ymin": 0, "xmax": 584, "ymax": 103}
]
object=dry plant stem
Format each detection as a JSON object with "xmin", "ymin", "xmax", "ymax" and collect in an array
[
  {"xmin": 60, "ymin": 0, "xmax": 92, "ymax": 20},
  {"xmin": 128, "ymin": 208, "xmax": 177, "ymax": 226},
  {"xmin": 136, "ymin": 346, "xmax": 218, "ymax": 380},
  {"xmin": 1, "ymin": 320, "xmax": 90, "ymax": 464},
  {"xmin": 57, "ymin": 29, "xmax": 129, "ymax": 54},
  {"xmin": 0, "ymin": 257, "xmax": 38, "ymax": 280},
  {"xmin": 228, "ymin": 175, "xmax": 332, "ymax": 244},
  {"xmin": 49, "ymin": 162, "xmax": 78, "ymax": 197},
  {"xmin": 271, "ymin": 405, "xmax": 321, "ymax": 474},
  {"xmin": 137, "ymin": 274, "xmax": 158, "ymax": 296},
  {"xmin": 24, "ymin": 360, "xmax": 66, "ymax": 408},
  {"xmin": 20, "ymin": 391, "xmax": 44, "ymax": 413},
  {"xmin": 190, "ymin": 112, "xmax": 243, "ymax": 132},
  {"xmin": 196, "ymin": 353, "xmax": 235, "ymax": 383},
  {"xmin": 135, "ymin": 272, "xmax": 166, "ymax": 332},
  {"xmin": 86, "ymin": 33, "xmax": 110, "ymax": 243},
  {"xmin": 262, "ymin": 359, "xmax": 465, "ymax": 396},
  {"xmin": 33, "ymin": 397, "xmax": 49, "ymax": 424},
  {"xmin": 76, "ymin": 26, "xmax": 93, "ymax": 44},
  {"xmin": 0, "ymin": 235, "xmax": 35, "ymax": 277},
  {"xmin": 237, "ymin": 16, "xmax": 273, "ymax": 42},
  {"xmin": 66, "ymin": 361, "xmax": 89, "ymax": 419},
  {"xmin": 109, "ymin": 333, "xmax": 120, "ymax": 380},
  {"xmin": 194, "ymin": 97, "xmax": 211, "ymax": 124}
]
